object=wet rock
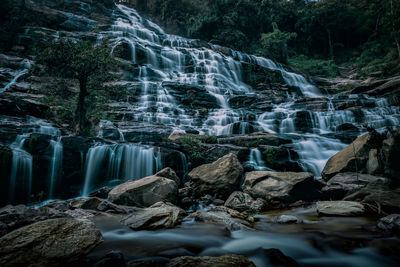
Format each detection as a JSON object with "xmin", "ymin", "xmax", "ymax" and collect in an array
[
  {"xmin": 0, "ymin": 97, "xmax": 49, "ymax": 118},
  {"xmin": 0, "ymin": 204, "xmax": 68, "ymax": 236},
  {"xmin": 155, "ymin": 167, "xmax": 180, "ymax": 185},
  {"xmin": 65, "ymin": 208, "xmax": 96, "ymax": 219},
  {"xmin": 128, "ymin": 257, "xmax": 170, "ymax": 267},
  {"xmin": 96, "ymin": 200, "xmax": 136, "ymax": 214},
  {"xmin": 93, "ymin": 250, "xmax": 125, "ymax": 267},
  {"xmin": 321, "ymin": 172, "xmax": 388, "ymax": 199},
  {"xmin": 121, "ymin": 202, "xmax": 185, "ymax": 230},
  {"xmin": 275, "ymin": 215, "xmax": 301, "ymax": 224},
  {"xmin": 188, "ymin": 153, "xmax": 243, "ymax": 200},
  {"xmin": 217, "ymin": 133, "xmax": 291, "ymax": 147},
  {"xmin": 381, "ymin": 128, "xmax": 400, "ymax": 181},
  {"xmin": 224, "ymin": 191, "xmax": 265, "ymax": 213},
  {"xmin": 259, "ymin": 145, "xmax": 302, "ymax": 172},
  {"xmin": 316, "ymin": 201, "xmax": 365, "ymax": 216},
  {"xmin": 322, "ymin": 131, "xmax": 383, "ymax": 179},
  {"xmin": 69, "ymin": 197, "xmax": 103, "ymax": 210},
  {"xmin": 257, "ymin": 248, "xmax": 300, "ymax": 267},
  {"xmin": 188, "ymin": 206, "xmax": 253, "ymax": 231},
  {"xmin": 344, "ymin": 180, "xmax": 400, "ymax": 214},
  {"xmin": 108, "ymin": 175, "xmax": 178, "ymax": 207},
  {"xmin": 42, "ymin": 200, "xmax": 69, "ymax": 212},
  {"xmin": 242, "ymin": 171, "xmax": 320, "ymax": 205},
  {"xmin": 377, "ymin": 214, "xmax": 400, "ymax": 232},
  {"xmin": 0, "ymin": 218, "xmax": 103, "ymax": 267},
  {"xmin": 89, "ymin": 186, "xmax": 113, "ymax": 199},
  {"xmin": 166, "ymin": 254, "xmax": 255, "ymax": 267}
]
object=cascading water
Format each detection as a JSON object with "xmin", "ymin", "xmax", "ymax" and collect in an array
[
  {"xmin": 82, "ymin": 143, "xmax": 163, "ymax": 196},
  {"xmin": 0, "ymin": 59, "xmax": 31, "ymax": 93},
  {"xmin": 247, "ymin": 148, "xmax": 272, "ymax": 171},
  {"xmin": 107, "ymin": 4, "xmax": 400, "ymax": 178},
  {"xmin": 7, "ymin": 117, "xmax": 63, "ymax": 203}
]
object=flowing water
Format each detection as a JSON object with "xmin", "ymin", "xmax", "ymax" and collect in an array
[{"xmin": 107, "ymin": 4, "xmax": 400, "ymax": 177}]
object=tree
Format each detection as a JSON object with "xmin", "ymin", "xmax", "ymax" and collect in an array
[
  {"xmin": 260, "ymin": 22, "xmax": 297, "ymax": 64},
  {"xmin": 37, "ymin": 40, "xmax": 115, "ymax": 135}
]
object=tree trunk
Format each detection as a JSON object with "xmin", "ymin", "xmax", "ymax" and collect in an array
[
  {"xmin": 327, "ymin": 28, "xmax": 334, "ymax": 60},
  {"xmin": 76, "ymin": 77, "xmax": 88, "ymax": 135},
  {"xmin": 390, "ymin": 0, "xmax": 400, "ymax": 58}
]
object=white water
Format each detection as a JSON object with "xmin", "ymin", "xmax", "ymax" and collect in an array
[
  {"xmin": 0, "ymin": 60, "xmax": 31, "ymax": 93},
  {"xmin": 106, "ymin": 4, "xmax": 400, "ymax": 178},
  {"xmin": 247, "ymin": 148, "xmax": 272, "ymax": 171},
  {"xmin": 48, "ymin": 137, "xmax": 63, "ymax": 199},
  {"xmin": 82, "ymin": 143, "xmax": 163, "ymax": 196}
]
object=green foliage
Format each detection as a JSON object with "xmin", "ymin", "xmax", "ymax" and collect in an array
[
  {"xmin": 36, "ymin": 39, "xmax": 117, "ymax": 135},
  {"xmin": 259, "ymin": 23, "xmax": 297, "ymax": 64},
  {"xmin": 289, "ymin": 55, "xmax": 339, "ymax": 78}
]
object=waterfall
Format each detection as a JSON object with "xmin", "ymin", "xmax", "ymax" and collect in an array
[
  {"xmin": 82, "ymin": 143, "xmax": 163, "ymax": 196},
  {"xmin": 248, "ymin": 148, "xmax": 272, "ymax": 171},
  {"xmin": 0, "ymin": 59, "xmax": 31, "ymax": 93},
  {"xmin": 48, "ymin": 137, "xmax": 63, "ymax": 199}
]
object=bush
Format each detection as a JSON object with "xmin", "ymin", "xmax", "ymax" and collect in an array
[{"xmin": 289, "ymin": 55, "xmax": 339, "ymax": 77}]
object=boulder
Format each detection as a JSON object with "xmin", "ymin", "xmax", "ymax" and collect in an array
[
  {"xmin": 224, "ymin": 191, "xmax": 265, "ymax": 213},
  {"xmin": 322, "ymin": 131, "xmax": 383, "ymax": 179},
  {"xmin": 121, "ymin": 202, "xmax": 185, "ymax": 230},
  {"xmin": 188, "ymin": 153, "xmax": 243, "ymax": 199},
  {"xmin": 155, "ymin": 167, "xmax": 180, "ymax": 185},
  {"xmin": 108, "ymin": 175, "xmax": 178, "ymax": 207},
  {"xmin": 381, "ymin": 128, "xmax": 400, "ymax": 181},
  {"xmin": 316, "ymin": 201, "xmax": 365, "ymax": 216},
  {"xmin": 344, "ymin": 180, "xmax": 400, "ymax": 214},
  {"xmin": 0, "ymin": 204, "xmax": 67, "ymax": 236},
  {"xmin": 0, "ymin": 218, "xmax": 103, "ymax": 267},
  {"xmin": 275, "ymin": 215, "xmax": 301, "ymax": 224},
  {"xmin": 321, "ymin": 172, "xmax": 388, "ymax": 199},
  {"xmin": 89, "ymin": 186, "xmax": 113, "ymax": 199},
  {"xmin": 257, "ymin": 248, "xmax": 300, "ymax": 267},
  {"xmin": 69, "ymin": 197, "xmax": 103, "ymax": 210},
  {"xmin": 188, "ymin": 206, "xmax": 253, "ymax": 231},
  {"xmin": 166, "ymin": 255, "xmax": 255, "ymax": 267},
  {"xmin": 242, "ymin": 171, "xmax": 319, "ymax": 205},
  {"xmin": 259, "ymin": 145, "xmax": 302, "ymax": 172},
  {"xmin": 377, "ymin": 214, "xmax": 400, "ymax": 232}
]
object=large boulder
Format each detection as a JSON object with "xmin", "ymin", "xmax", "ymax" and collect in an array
[
  {"xmin": 322, "ymin": 131, "xmax": 383, "ymax": 179},
  {"xmin": 381, "ymin": 128, "xmax": 400, "ymax": 182},
  {"xmin": 0, "ymin": 218, "xmax": 103, "ymax": 267},
  {"xmin": 321, "ymin": 172, "xmax": 388, "ymax": 199},
  {"xmin": 121, "ymin": 202, "xmax": 185, "ymax": 230},
  {"xmin": 0, "ymin": 204, "xmax": 67, "ymax": 237},
  {"xmin": 166, "ymin": 255, "xmax": 255, "ymax": 267},
  {"xmin": 188, "ymin": 206, "xmax": 253, "ymax": 231},
  {"xmin": 188, "ymin": 153, "xmax": 243, "ymax": 199},
  {"xmin": 344, "ymin": 180, "xmax": 400, "ymax": 214},
  {"xmin": 108, "ymin": 175, "xmax": 178, "ymax": 207},
  {"xmin": 316, "ymin": 201, "xmax": 365, "ymax": 216},
  {"xmin": 242, "ymin": 171, "xmax": 320, "ymax": 205}
]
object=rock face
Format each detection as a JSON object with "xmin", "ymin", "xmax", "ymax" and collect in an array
[
  {"xmin": 242, "ymin": 171, "xmax": 319, "ymax": 205},
  {"xmin": 224, "ymin": 191, "xmax": 265, "ymax": 213},
  {"xmin": 155, "ymin": 167, "xmax": 180, "ymax": 185},
  {"xmin": 0, "ymin": 218, "xmax": 103, "ymax": 267},
  {"xmin": 188, "ymin": 206, "xmax": 253, "ymax": 231},
  {"xmin": 121, "ymin": 202, "xmax": 185, "ymax": 230},
  {"xmin": 166, "ymin": 255, "xmax": 256, "ymax": 267},
  {"xmin": 322, "ymin": 133, "xmax": 374, "ymax": 179},
  {"xmin": 321, "ymin": 172, "xmax": 388, "ymax": 199},
  {"xmin": 316, "ymin": 201, "xmax": 365, "ymax": 216},
  {"xmin": 188, "ymin": 153, "xmax": 243, "ymax": 199},
  {"xmin": 108, "ymin": 175, "xmax": 178, "ymax": 207}
]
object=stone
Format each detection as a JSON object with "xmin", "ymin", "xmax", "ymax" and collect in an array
[
  {"xmin": 155, "ymin": 167, "xmax": 180, "ymax": 185},
  {"xmin": 188, "ymin": 206, "xmax": 253, "ymax": 231},
  {"xmin": 121, "ymin": 202, "xmax": 185, "ymax": 230},
  {"xmin": 259, "ymin": 248, "xmax": 300, "ymax": 267},
  {"xmin": 366, "ymin": 149, "xmax": 380, "ymax": 174},
  {"xmin": 0, "ymin": 218, "xmax": 103, "ymax": 267},
  {"xmin": 344, "ymin": 181, "xmax": 400, "ymax": 214},
  {"xmin": 224, "ymin": 191, "xmax": 265, "ymax": 213},
  {"xmin": 69, "ymin": 197, "xmax": 103, "ymax": 210},
  {"xmin": 322, "ymin": 131, "xmax": 383, "ymax": 179},
  {"xmin": 108, "ymin": 175, "xmax": 178, "ymax": 207},
  {"xmin": 242, "ymin": 171, "xmax": 319, "ymax": 205},
  {"xmin": 188, "ymin": 153, "xmax": 243, "ymax": 199},
  {"xmin": 377, "ymin": 214, "xmax": 400, "ymax": 232},
  {"xmin": 93, "ymin": 250, "xmax": 125, "ymax": 267},
  {"xmin": 316, "ymin": 201, "xmax": 365, "ymax": 216},
  {"xmin": 89, "ymin": 186, "xmax": 113, "ymax": 199},
  {"xmin": 275, "ymin": 215, "xmax": 301, "ymax": 224},
  {"xmin": 321, "ymin": 172, "xmax": 388, "ymax": 199},
  {"xmin": 0, "ymin": 204, "xmax": 68, "ymax": 236},
  {"xmin": 165, "ymin": 255, "xmax": 255, "ymax": 267}
]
